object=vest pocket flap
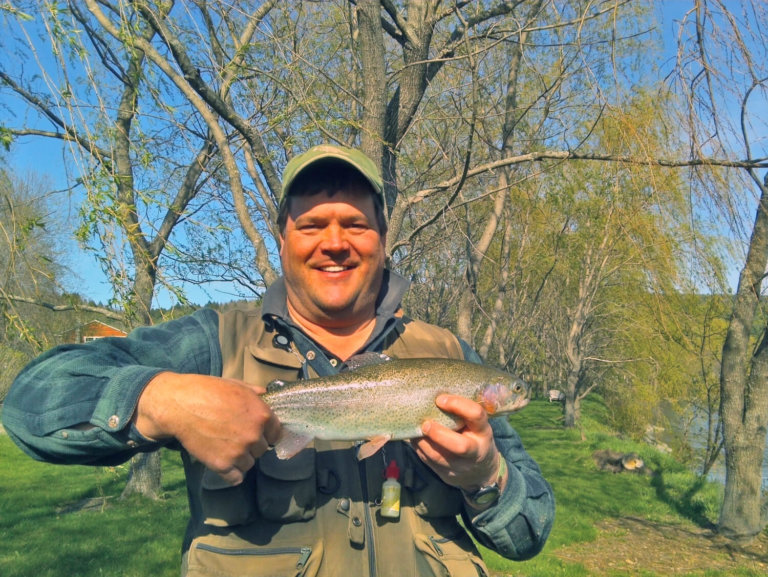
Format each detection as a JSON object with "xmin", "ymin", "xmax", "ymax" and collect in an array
[
  {"xmin": 413, "ymin": 533, "xmax": 489, "ymax": 577},
  {"xmin": 202, "ymin": 469, "xmax": 240, "ymax": 490},
  {"xmin": 201, "ymin": 467, "xmax": 258, "ymax": 527},
  {"xmin": 247, "ymin": 340, "xmax": 304, "ymax": 371},
  {"xmin": 256, "ymin": 448, "xmax": 317, "ymax": 522},
  {"xmin": 258, "ymin": 447, "xmax": 315, "ymax": 481}
]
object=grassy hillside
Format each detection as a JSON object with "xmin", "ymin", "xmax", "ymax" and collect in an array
[
  {"xmin": 486, "ymin": 398, "xmax": 767, "ymax": 576},
  {"xmin": 1, "ymin": 399, "xmax": 765, "ymax": 576}
]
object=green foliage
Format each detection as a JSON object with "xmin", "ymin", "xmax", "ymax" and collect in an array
[
  {"xmin": 0, "ymin": 345, "xmax": 26, "ymax": 401},
  {"xmin": 1, "ymin": 168, "xmax": 74, "ymax": 381},
  {"xmin": 0, "ymin": 4, "xmax": 33, "ymax": 21},
  {"xmin": 0, "ymin": 127, "xmax": 13, "ymax": 152}
]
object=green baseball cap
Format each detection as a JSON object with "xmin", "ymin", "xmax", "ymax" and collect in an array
[{"xmin": 280, "ymin": 144, "xmax": 385, "ymax": 207}]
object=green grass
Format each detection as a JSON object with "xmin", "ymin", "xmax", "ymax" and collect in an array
[
  {"xmin": 484, "ymin": 397, "xmax": 749, "ymax": 577},
  {"xmin": 0, "ymin": 398, "xmax": 760, "ymax": 576},
  {"xmin": 0, "ymin": 442, "xmax": 188, "ymax": 577}
]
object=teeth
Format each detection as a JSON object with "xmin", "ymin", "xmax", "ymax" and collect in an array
[{"xmin": 321, "ymin": 265, "xmax": 349, "ymax": 272}]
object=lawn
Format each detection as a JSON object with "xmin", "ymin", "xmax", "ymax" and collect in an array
[
  {"xmin": 1, "ymin": 398, "xmax": 765, "ymax": 576},
  {"xmin": 0, "ymin": 438, "xmax": 188, "ymax": 577}
]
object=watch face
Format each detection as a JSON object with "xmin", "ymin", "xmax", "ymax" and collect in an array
[{"xmin": 472, "ymin": 485, "xmax": 500, "ymax": 506}]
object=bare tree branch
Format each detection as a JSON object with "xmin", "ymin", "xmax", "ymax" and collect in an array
[{"xmin": 5, "ymin": 294, "xmax": 123, "ymax": 320}]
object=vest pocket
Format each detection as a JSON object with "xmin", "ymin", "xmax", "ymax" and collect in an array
[
  {"xmin": 201, "ymin": 466, "xmax": 258, "ymax": 527},
  {"xmin": 256, "ymin": 448, "xmax": 317, "ymax": 522},
  {"xmin": 187, "ymin": 539, "xmax": 323, "ymax": 577},
  {"xmin": 413, "ymin": 533, "xmax": 489, "ymax": 577}
]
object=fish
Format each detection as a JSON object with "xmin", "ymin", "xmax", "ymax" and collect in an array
[{"xmin": 263, "ymin": 355, "xmax": 529, "ymax": 460}]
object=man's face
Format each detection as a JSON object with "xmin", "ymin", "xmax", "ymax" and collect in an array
[{"xmin": 280, "ymin": 184, "xmax": 386, "ymax": 328}]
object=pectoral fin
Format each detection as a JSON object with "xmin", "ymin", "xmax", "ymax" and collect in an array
[
  {"xmin": 356, "ymin": 434, "xmax": 392, "ymax": 460},
  {"xmin": 274, "ymin": 430, "xmax": 314, "ymax": 460},
  {"xmin": 480, "ymin": 398, "xmax": 498, "ymax": 415}
]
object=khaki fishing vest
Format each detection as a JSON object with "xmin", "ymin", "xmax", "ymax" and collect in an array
[{"xmin": 180, "ymin": 308, "xmax": 489, "ymax": 577}]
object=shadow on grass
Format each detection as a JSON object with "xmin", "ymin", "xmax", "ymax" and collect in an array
[{"xmin": 649, "ymin": 462, "xmax": 717, "ymax": 530}]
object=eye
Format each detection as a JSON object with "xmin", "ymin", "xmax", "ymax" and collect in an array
[
  {"xmin": 296, "ymin": 220, "xmax": 323, "ymax": 232},
  {"xmin": 345, "ymin": 221, "xmax": 372, "ymax": 233}
]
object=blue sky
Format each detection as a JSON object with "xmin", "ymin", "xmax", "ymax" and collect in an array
[{"xmin": 3, "ymin": 2, "xmax": 763, "ymax": 306}]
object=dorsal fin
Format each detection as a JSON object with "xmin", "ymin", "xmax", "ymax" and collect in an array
[
  {"xmin": 343, "ymin": 352, "xmax": 391, "ymax": 372},
  {"xmin": 266, "ymin": 379, "xmax": 288, "ymax": 394}
]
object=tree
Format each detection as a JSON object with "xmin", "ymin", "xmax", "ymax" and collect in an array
[
  {"xmin": 1, "ymin": 1, "xmax": 226, "ymax": 497},
  {"xmin": 668, "ymin": 0, "xmax": 768, "ymax": 543},
  {"xmin": 0, "ymin": 167, "xmax": 114, "ymax": 397},
  {"xmin": 0, "ymin": 168, "xmax": 57, "ymax": 396}
]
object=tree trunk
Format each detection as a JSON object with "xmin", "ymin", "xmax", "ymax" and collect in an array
[
  {"xmin": 354, "ymin": 0, "xmax": 387, "ymax": 179},
  {"xmin": 563, "ymin": 370, "xmax": 581, "ymax": 428},
  {"xmin": 563, "ymin": 289, "xmax": 587, "ymax": 428},
  {"xmin": 478, "ymin": 215, "xmax": 514, "ymax": 359},
  {"xmin": 120, "ymin": 451, "xmax": 162, "ymax": 500},
  {"xmin": 718, "ymin": 173, "xmax": 768, "ymax": 542},
  {"xmin": 121, "ymin": 263, "xmax": 162, "ymax": 499}
]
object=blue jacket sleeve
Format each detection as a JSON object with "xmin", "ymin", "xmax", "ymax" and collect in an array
[
  {"xmin": 458, "ymin": 338, "xmax": 555, "ymax": 560},
  {"xmin": 463, "ymin": 418, "xmax": 555, "ymax": 560},
  {"xmin": 1, "ymin": 309, "xmax": 222, "ymax": 466}
]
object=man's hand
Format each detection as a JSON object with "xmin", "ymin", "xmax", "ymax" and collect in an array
[
  {"xmin": 412, "ymin": 394, "xmax": 505, "ymax": 495},
  {"xmin": 133, "ymin": 372, "xmax": 281, "ymax": 485}
]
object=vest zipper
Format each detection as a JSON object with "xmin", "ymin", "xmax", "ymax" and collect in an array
[
  {"xmin": 358, "ymin": 450, "xmax": 378, "ymax": 577},
  {"xmin": 429, "ymin": 535, "xmax": 447, "ymax": 555},
  {"xmin": 297, "ymin": 546, "xmax": 312, "ymax": 569}
]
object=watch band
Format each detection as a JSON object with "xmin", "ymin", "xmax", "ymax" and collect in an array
[{"xmin": 462, "ymin": 456, "xmax": 506, "ymax": 508}]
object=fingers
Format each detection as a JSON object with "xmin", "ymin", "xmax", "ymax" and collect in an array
[
  {"xmin": 412, "ymin": 393, "xmax": 500, "ymax": 490},
  {"xmin": 417, "ymin": 420, "xmax": 470, "ymax": 467},
  {"xmin": 417, "ymin": 394, "xmax": 491, "ymax": 455},
  {"xmin": 218, "ymin": 452, "xmax": 256, "ymax": 486},
  {"xmin": 135, "ymin": 372, "xmax": 282, "ymax": 484},
  {"xmin": 410, "ymin": 434, "xmax": 455, "ymax": 483},
  {"xmin": 435, "ymin": 394, "xmax": 490, "ymax": 432}
]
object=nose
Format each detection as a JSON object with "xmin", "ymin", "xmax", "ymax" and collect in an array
[{"xmin": 320, "ymin": 223, "xmax": 350, "ymax": 252}]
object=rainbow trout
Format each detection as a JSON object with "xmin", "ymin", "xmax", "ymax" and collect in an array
[{"xmin": 263, "ymin": 356, "xmax": 529, "ymax": 460}]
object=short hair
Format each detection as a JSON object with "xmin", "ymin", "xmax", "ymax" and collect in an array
[{"xmin": 276, "ymin": 159, "xmax": 388, "ymax": 235}]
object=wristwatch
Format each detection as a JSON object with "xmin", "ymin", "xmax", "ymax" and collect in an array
[{"xmin": 461, "ymin": 457, "xmax": 506, "ymax": 508}]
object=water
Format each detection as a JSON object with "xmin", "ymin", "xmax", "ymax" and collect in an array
[{"xmin": 661, "ymin": 402, "xmax": 768, "ymax": 489}]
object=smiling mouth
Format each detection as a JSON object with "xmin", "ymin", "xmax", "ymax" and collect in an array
[{"xmin": 319, "ymin": 265, "xmax": 353, "ymax": 272}]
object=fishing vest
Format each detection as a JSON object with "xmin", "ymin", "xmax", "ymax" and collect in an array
[{"xmin": 180, "ymin": 308, "xmax": 490, "ymax": 577}]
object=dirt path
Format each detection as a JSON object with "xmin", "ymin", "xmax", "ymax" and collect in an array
[{"xmin": 552, "ymin": 516, "xmax": 768, "ymax": 575}]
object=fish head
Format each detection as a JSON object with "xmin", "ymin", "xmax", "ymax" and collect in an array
[{"xmin": 476, "ymin": 376, "xmax": 529, "ymax": 416}]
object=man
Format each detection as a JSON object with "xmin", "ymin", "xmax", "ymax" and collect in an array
[{"xmin": 3, "ymin": 145, "xmax": 554, "ymax": 577}]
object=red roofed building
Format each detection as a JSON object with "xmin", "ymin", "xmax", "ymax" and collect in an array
[{"xmin": 62, "ymin": 320, "xmax": 127, "ymax": 344}]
